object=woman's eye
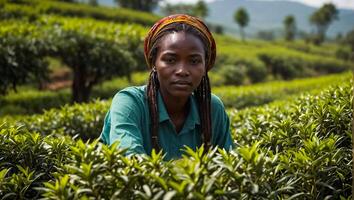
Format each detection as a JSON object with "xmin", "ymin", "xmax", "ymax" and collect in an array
[
  {"xmin": 164, "ymin": 57, "xmax": 175, "ymax": 64},
  {"xmin": 190, "ymin": 58, "xmax": 201, "ymax": 65}
]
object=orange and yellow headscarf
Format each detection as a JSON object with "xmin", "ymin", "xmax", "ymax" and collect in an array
[{"xmin": 144, "ymin": 14, "xmax": 216, "ymax": 71}]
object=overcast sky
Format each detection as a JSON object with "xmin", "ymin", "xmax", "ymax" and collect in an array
[{"xmin": 164, "ymin": 0, "xmax": 354, "ymax": 10}]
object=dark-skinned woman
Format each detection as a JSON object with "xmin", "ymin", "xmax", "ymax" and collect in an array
[{"xmin": 100, "ymin": 14, "xmax": 234, "ymax": 160}]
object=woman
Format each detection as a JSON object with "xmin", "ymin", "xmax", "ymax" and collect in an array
[{"xmin": 100, "ymin": 14, "xmax": 234, "ymax": 160}]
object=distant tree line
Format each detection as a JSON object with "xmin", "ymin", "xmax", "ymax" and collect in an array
[{"xmin": 232, "ymin": 3, "xmax": 339, "ymax": 45}]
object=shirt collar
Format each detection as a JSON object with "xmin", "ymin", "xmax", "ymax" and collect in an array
[{"xmin": 157, "ymin": 90, "xmax": 200, "ymax": 126}]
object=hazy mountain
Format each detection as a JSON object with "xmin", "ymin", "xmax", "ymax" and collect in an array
[
  {"xmin": 206, "ymin": 0, "xmax": 354, "ymax": 38},
  {"xmin": 97, "ymin": 0, "xmax": 354, "ymax": 37}
]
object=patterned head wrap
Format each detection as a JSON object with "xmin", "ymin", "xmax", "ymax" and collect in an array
[{"xmin": 144, "ymin": 14, "xmax": 216, "ymax": 71}]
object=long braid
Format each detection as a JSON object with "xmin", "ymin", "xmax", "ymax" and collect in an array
[
  {"xmin": 146, "ymin": 23, "xmax": 212, "ymax": 152},
  {"xmin": 195, "ymin": 74, "xmax": 212, "ymax": 151},
  {"xmin": 147, "ymin": 68, "xmax": 160, "ymax": 152}
]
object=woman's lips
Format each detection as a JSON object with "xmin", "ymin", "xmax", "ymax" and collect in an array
[
  {"xmin": 171, "ymin": 80, "xmax": 192, "ymax": 90},
  {"xmin": 172, "ymin": 80, "xmax": 192, "ymax": 85}
]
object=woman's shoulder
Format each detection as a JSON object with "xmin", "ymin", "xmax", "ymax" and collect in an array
[
  {"xmin": 110, "ymin": 85, "xmax": 148, "ymax": 108},
  {"xmin": 210, "ymin": 93, "xmax": 226, "ymax": 110},
  {"xmin": 113, "ymin": 85, "xmax": 147, "ymax": 100}
]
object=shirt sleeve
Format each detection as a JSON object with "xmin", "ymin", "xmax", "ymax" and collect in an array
[
  {"xmin": 211, "ymin": 94, "xmax": 235, "ymax": 151},
  {"xmin": 102, "ymin": 89, "xmax": 147, "ymax": 155}
]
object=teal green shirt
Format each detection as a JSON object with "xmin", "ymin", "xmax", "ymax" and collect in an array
[{"xmin": 100, "ymin": 85, "xmax": 234, "ymax": 160}]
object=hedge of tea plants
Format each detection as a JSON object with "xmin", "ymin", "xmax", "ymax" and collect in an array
[
  {"xmin": 216, "ymin": 38, "xmax": 353, "ymax": 84},
  {"xmin": 258, "ymin": 49, "xmax": 351, "ymax": 80},
  {"xmin": 212, "ymin": 72, "xmax": 350, "ymax": 108},
  {"xmin": 0, "ymin": 79, "xmax": 352, "ymax": 199},
  {"xmin": 0, "ymin": 72, "xmax": 349, "ymax": 116},
  {"xmin": 0, "ymin": 0, "xmax": 159, "ymax": 26}
]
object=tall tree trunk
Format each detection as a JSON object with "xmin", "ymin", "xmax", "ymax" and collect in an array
[
  {"xmin": 72, "ymin": 65, "xmax": 91, "ymax": 103},
  {"xmin": 240, "ymin": 26, "xmax": 245, "ymax": 42}
]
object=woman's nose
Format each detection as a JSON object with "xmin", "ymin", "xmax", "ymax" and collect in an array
[{"xmin": 175, "ymin": 62, "xmax": 190, "ymax": 76}]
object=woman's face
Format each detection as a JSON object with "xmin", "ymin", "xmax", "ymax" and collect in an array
[{"xmin": 154, "ymin": 31, "xmax": 206, "ymax": 100}]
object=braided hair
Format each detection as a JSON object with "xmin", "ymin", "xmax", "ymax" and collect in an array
[{"xmin": 146, "ymin": 22, "xmax": 212, "ymax": 152}]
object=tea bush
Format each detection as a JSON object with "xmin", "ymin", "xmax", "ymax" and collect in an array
[
  {"xmin": 0, "ymin": 89, "xmax": 70, "ymax": 115},
  {"xmin": 335, "ymin": 46, "xmax": 352, "ymax": 61},
  {"xmin": 274, "ymin": 40, "xmax": 339, "ymax": 58},
  {"xmin": 0, "ymin": 125, "xmax": 74, "ymax": 199},
  {"xmin": 12, "ymin": 100, "xmax": 110, "ymax": 140},
  {"xmin": 218, "ymin": 64, "xmax": 247, "ymax": 85},
  {"xmin": 1, "ymin": 79, "xmax": 351, "ymax": 199}
]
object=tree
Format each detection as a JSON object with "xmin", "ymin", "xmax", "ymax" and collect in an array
[
  {"xmin": 219, "ymin": 64, "xmax": 247, "ymax": 85},
  {"xmin": 0, "ymin": 19, "xmax": 141, "ymax": 103},
  {"xmin": 88, "ymin": 0, "xmax": 98, "ymax": 6},
  {"xmin": 283, "ymin": 15, "xmax": 296, "ymax": 41},
  {"xmin": 234, "ymin": 7, "xmax": 249, "ymax": 41},
  {"xmin": 193, "ymin": 0, "xmax": 208, "ymax": 19},
  {"xmin": 0, "ymin": 36, "xmax": 49, "ymax": 95},
  {"xmin": 114, "ymin": 0, "xmax": 160, "ymax": 12},
  {"xmin": 310, "ymin": 3, "xmax": 338, "ymax": 45},
  {"xmin": 52, "ymin": 32, "xmax": 137, "ymax": 103}
]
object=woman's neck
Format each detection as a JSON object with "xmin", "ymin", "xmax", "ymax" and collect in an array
[
  {"xmin": 161, "ymin": 92, "xmax": 189, "ymax": 117},
  {"xmin": 160, "ymin": 92, "xmax": 190, "ymax": 133}
]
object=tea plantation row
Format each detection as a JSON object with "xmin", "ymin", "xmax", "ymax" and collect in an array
[
  {"xmin": 0, "ymin": 0, "xmax": 158, "ymax": 26},
  {"xmin": 215, "ymin": 36, "xmax": 353, "ymax": 83},
  {"xmin": 0, "ymin": 77, "xmax": 352, "ymax": 199},
  {"xmin": 0, "ymin": 72, "xmax": 349, "ymax": 116}
]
